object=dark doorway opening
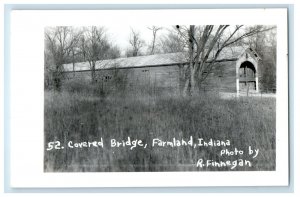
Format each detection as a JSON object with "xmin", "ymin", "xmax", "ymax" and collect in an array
[{"xmin": 239, "ymin": 61, "xmax": 256, "ymax": 92}]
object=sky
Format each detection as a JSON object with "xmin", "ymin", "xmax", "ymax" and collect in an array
[
  {"xmin": 47, "ymin": 25, "xmax": 275, "ymax": 57},
  {"xmin": 103, "ymin": 25, "xmax": 272, "ymax": 56},
  {"xmin": 105, "ymin": 25, "xmax": 171, "ymax": 56}
]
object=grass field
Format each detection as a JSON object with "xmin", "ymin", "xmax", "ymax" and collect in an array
[{"xmin": 44, "ymin": 89, "xmax": 276, "ymax": 172}]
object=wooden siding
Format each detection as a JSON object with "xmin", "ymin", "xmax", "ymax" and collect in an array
[
  {"xmin": 63, "ymin": 60, "xmax": 238, "ymax": 94},
  {"xmin": 61, "ymin": 48, "xmax": 265, "ymax": 95},
  {"xmin": 199, "ymin": 61, "xmax": 236, "ymax": 92},
  {"xmin": 63, "ymin": 65, "xmax": 182, "ymax": 94}
]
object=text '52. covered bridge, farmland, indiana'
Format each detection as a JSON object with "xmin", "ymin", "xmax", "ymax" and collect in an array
[{"xmin": 63, "ymin": 46, "xmax": 264, "ymax": 96}]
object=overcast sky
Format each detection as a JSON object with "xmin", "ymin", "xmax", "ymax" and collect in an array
[
  {"xmin": 105, "ymin": 25, "xmax": 170, "ymax": 56},
  {"xmin": 103, "ymin": 25, "xmax": 259, "ymax": 56},
  {"xmin": 47, "ymin": 25, "xmax": 275, "ymax": 57}
]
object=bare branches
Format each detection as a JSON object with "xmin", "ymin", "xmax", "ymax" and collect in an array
[
  {"xmin": 159, "ymin": 29, "xmax": 186, "ymax": 53},
  {"xmin": 223, "ymin": 26, "xmax": 275, "ymax": 48},
  {"xmin": 128, "ymin": 28, "xmax": 145, "ymax": 57},
  {"xmin": 80, "ymin": 26, "xmax": 109, "ymax": 64},
  {"xmin": 173, "ymin": 24, "xmax": 274, "ymax": 96},
  {"xmin": 45, "ymin": 27, "xmax": 79, "ymax": 70},
  {"xmin": 78, "ymin": 26, "xmax": 113, "ymax": 83},
  {"xmin": 45, "ymin": 26, "xmax": 121, "ymax": 87},
  {"xmin": 44, "ymin": 25, "xmax": 275, "ymax": 93},
  {"xmin": 45, "ymin": 26, "xmax": 78, "ymax": 90},
  {"xmin": 148, "ymin": 26, "xmax": 163, "ymax": 55}
]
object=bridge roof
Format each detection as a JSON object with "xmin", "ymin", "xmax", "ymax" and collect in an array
[{"xmin": 63, "ymin": 46, "xmax": 248, "ymax": 72}]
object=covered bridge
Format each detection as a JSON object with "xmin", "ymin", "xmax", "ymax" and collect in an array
[{"xmin": 63, "ymin": 46, "xmax": 262, "ymax": 96}]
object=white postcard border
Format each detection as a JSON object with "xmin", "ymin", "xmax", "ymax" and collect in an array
[{"xmin": 9, "ymin": 9, "xmax": 288, "ymax": 187}]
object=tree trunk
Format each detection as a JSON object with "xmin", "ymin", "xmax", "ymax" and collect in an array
[
  {"xmin": 183, "ymin": 25, "xmax": 196, "ymax": 97},
  {"xmin": 150, "ymin": 41, "xmax": 155, "ymax": 55},
  {"xmin": 183, "ymin": 78, "xmax": 190, "ymax": 97},
  {"xmin": 91, "ymin": 61, "xmax": 96, "ymax": 83},
  {"xmin": 178, "ymin": 65, "xmax": 186, "ymax": 96},
  {"xmin": 53, "ymin": 74, "xmax": 61, "ymax": 91},
  {"xmin": 54, "ymin": 64, "xmax": 62, "ymax": 91},
  {"xmin": 190, "ymin": 66, "xmax": 196, "ymax": 96},
  {"xmin": 72, "ymin": 49, "xmax": 75, "ymax": 77}
]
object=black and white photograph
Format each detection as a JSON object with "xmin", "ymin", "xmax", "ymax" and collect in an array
[
  {"xmin": 5, "ymin": 6, "xmax": 291, "ymax": 188},
  {"xmin": 44, "ymin": 24, "xmax": 277, "ymax": 172}
]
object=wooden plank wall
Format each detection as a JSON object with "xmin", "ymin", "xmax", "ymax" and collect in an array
[
  {"xmin": 63, "ymin": 61, "xmax": 237, "ymax": 94},
  {"xmin": 199, "ymin": 61, "xmax": 236, "ymax": 93}
]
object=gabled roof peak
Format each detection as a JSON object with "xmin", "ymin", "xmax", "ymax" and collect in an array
[{"xmin": 245, "ymin": 47, "xmax": 262, "ymax": 60}]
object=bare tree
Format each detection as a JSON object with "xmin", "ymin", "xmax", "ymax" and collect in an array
[
  {"xmin": 69, "ymin": 29, "xmax": 83, "ymax": 75},
  {"xmin": 147, "ymin": 26, "xmax": 163, "ymax": 55},
  {"xmin": 79, "ymin": 26, "xmax": 111, "ymax": 83},
  {"xmin": 246, "ymin": 27, "xmax": 277, "ymax": 92},
  {"xmin": 175, "ymin": 25, "xmax": 272, "ymax": 96},
  {"xmin": 159, "ymin": 28, "xmax": 186, "ymax": 53},
  {"xmin": 127, "ymin": 28, "xmax": 145, "ymax": 57},
  {"xmin": 45, "ymin": 26, "xmax": 80, "ymax": 90}
]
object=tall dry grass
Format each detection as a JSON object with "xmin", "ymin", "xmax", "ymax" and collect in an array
[{"xmin": 44, "ymin": 86, "xmax": 276, "ymax": 172}]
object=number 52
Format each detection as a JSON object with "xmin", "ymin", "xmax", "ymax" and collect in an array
[{"xmin": 46, "ymin": 141, "xmax": 62, "ymax": 151}]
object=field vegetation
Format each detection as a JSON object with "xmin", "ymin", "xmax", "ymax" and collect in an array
[{"xmin": 44, "ymin": 82, "xmax": 276, "ymax": 172}]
